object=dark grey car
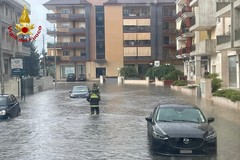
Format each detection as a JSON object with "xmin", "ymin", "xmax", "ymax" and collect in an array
[
  {"xmin": 69, "ymin": 85, "xmax": 89, "ymax": 98},
  {"xmin": 0, "ymin": 94, "xmax": 21, "ymax": 119},
  {"xmin": 145, "ymin": 104, "xmax": 217, "ymax": 156}
]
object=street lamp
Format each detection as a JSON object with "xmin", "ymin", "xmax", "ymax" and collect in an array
[{"xmin": 0, "ymin": 20, "xmax": 5, "ymax": 94}]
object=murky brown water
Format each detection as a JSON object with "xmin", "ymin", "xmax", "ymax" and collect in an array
[{"xmin": 0, "ymin": 82, "xmax": 240, "ymax": 160}]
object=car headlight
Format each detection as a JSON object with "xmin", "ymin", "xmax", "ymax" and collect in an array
[
  {"xmin": 0, "ymin": 110, "xmax": 6, "ymax": 116},
  {"xmin": 153, "ymin": 131, "xmax": 169, "ymax": 140},
  {"xmin": 205, "ymin": 132, "xmax": 217, "ymax": 141}
]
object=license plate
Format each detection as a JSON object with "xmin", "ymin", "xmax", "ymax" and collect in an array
[{"xmin": 180, "ymin": 150, "xmax": 192, "ymax": 154}]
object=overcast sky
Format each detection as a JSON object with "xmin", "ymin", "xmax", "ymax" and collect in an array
[{"xmin": 25, "ymin": 0, "xmax": 53, "ymax": 53}]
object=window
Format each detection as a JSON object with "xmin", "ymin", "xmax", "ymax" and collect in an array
[
  {"xmin": 80, "ymin": 37, "xmax": 86, "ymax": 42},
  {"xmin": 61, "ymin": 23, "xmax": 70, "ymax": 28},
  {"xmin": 61, "ymin": 9, "xmax": 71, "ymax": 14},
  {"xmin": 63, "ymin": 51, "xmax": 70, "ymax": 56},
  {"xmin": 5, "ymin": 6, "xmax": 8, "ymax": 16},
  {"xmin": 164, "ymin": 36, "xmax": 170, "ymax": 44}
]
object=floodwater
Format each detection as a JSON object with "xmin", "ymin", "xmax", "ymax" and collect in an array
[{"xmin": 1, "ymin": 81, "xmax": 240, "ymax": 160}]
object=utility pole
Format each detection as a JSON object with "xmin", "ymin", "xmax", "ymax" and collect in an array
[
  {"xmin": 42, "ymin": 34, "xmax": 46, "ymax": 76},
  {"xmin": 54, "ymin": 24, "xmax": 57, "ymax": 90},
  {"xmin": 0, "ymin": 20, "xmax": 5, "ymax": 94}
]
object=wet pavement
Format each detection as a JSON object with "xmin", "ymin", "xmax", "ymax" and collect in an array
[{"xmin": 1, "ymin": 81, "xmax": 240, "ymax": 160}]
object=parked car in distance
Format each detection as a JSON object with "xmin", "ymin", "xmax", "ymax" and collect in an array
[
  {"xmin": 66, "ymin": 73, "xmax": 76, "ymax": 82},
  {"xmin": 77, "ymin": 74, "xmax": 86, "ymax": 81},
  {"xmin": 0, "ymin": 94, "xmax": 21, "ymax": 119},
  {"xmin": 69, "ymin": 85, "xmax": 89, "ymax": 98},
  {"xmin": 145, "ymin": 104, "xmax": 217, "ymax": 156}
]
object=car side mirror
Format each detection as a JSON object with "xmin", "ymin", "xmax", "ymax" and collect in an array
[
  {"xmin": 145, "ymin": 116, "xmax": 152, "ymax": 123},
  {"xmin": 207, "ymin": 117, "xmax": 215, "ymax": 124},
  {"xmin": 69, "ymin": 90, "xmax": 72, "ymax": 93}
]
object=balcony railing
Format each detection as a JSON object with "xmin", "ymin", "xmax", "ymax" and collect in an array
[
  {"xmin": 217, "ymin": 34, "xmax": 231, "ymax": 45},
  {"xmin": 46, "ymin": 56, "xmax": 61, "ymax": 62},
  {"xmin": 70, "ymin": 56, "xmax": 86, "ymax": 62},
  {"xmin": 47, "ymin": 42, "xmax": 86, "ymax": 49},
  {"xmin": 177, "ymin": 6, "xmax": 192, "ymax": 17},
  {"xmin": 46, "ymin": 13, "xmax": 85, "ymax": 22},
  {"xmin": 47, "ymin": 27, "xmax": 86, "ymax": 36},
  {"xmin": 216, "ymin": 2, "xmax": 230, "ymax": 11}
]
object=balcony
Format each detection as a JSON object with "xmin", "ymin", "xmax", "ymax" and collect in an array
[
  {"xmin": 192, "ymin": 40, "xmax": 216, "ymax": 56},
  {"xmin": 47, "ymin": 27, "xmax": 86, "ymax": 36},
  {"xmin": 176, "ymin": 30, "xmax": 187, "ymax": 41},
  {"xmin": 46, "ymin": 13, "xmax": 85, "ymax": 23},
  {"xmin": 190, "ymin": 15, "xmax": 216, "ymax": 31},
  {"xmin": 176, "ymin": 47, "xmax": 191, "ymax": 59},
  {"xmin": 1, "ymin": 42, "xmax": 12, "ymax": 52},
  {"xmin": 216, "ymin": 2, "xmax": 231, "ymax": 17},
  {"xmin": 16, "ymin": 45, "xmax": 31, "ymax": 56},
  {"xmin": 69, "ymin": 56, "xmax": 86, "ymax": 62},
  {"xmin": 176, "ymin": 6, "xmax": 194, "ymax": 22},
  {"xmin": 46, "ymin": 56, "xmax": 61, "ymax": 62},
  {"xmin": 235, "ymin": 28, "xmax": 240, "ymax": 47},
  {"xmin": 190, "ymin": 0, "xmax": 198, "ymax": 7},
  {"xmin": 176, "ymin": 0, "xmax": 188, "ymax": 5},
  {"xmin": 182, "ymin": 28, "xmax": 194, "ymax": 38},
  {"xmin": 47, "ymin": 42, "xmax": 86, "ymax": 49},
  {"xmin": 216, "ymin": 34, "xmax": 231, "ymax": 51}
]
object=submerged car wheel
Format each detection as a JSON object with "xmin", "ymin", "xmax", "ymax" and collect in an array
[
  {"xmin": 6, "ymin": 114, "xmax": 11, "ymax": 119},
  {"xmin": 148, "ymin": 135, "xmax": 158, "ymax": 152},
  {"xmin": 17, "ymin": 108, "xmax": 21, "ymax": 116}
]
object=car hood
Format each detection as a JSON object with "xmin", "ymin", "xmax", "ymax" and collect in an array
[{"xmin": 155, "ymin": 122, "xmax": 213, "ymax": 138}]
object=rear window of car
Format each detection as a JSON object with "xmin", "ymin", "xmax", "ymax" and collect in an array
[
  {"xmin": 73, "ymin": 86, "xmax": 88, "ymax": 92},
  {"xmin": 0, "ymin": 97, "xmax": 7, "ymax": 105}
]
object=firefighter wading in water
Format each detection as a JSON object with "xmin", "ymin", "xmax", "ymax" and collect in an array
[{"xmin": 86, "ymin": 84, "xmax": 101, "ymax": 115}]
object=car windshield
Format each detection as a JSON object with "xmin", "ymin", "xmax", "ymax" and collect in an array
[
  {"xmin": 156, "ymin": 107, "xmax": 205, "ymax": 123},
  {"xmin": 73, "ymin": 86, "xmax": 88, "ymax": 93},
  {"xmin": 0, "ymin": 97, "xmax": 7, "ymax": 105}
]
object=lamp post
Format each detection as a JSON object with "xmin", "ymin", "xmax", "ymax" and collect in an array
[
  {"xmin": 54, "ymin": 25, "xmax": 57, "ymax": 90},
  {"xmin": 0, "ymin": 20, "xmax": 5, "ymax": 94}
]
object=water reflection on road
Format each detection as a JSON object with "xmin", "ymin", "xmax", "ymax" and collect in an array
[{"xmin": 0, "ymin": 82, "xmax": 240, "ymax": 160}]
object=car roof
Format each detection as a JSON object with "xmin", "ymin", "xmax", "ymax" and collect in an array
[
  {"xmin": 73, "ymin": 85, "xmax": 88, "ymax": 88},
  {"xmin": 158, "ymin": 104, "xmax": 199, "ymax": 109}
]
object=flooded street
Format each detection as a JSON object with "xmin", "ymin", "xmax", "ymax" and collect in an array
[{"xmin": 1, "ymin": 82, "xmax": 240, "ymax": 160}]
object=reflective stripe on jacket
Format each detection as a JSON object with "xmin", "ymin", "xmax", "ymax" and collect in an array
[{"xmin": 87, "ymin": 93, "xmax": 100, "ymax": 106}]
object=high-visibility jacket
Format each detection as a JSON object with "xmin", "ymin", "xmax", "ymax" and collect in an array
[{"xmin": 86, "ymin": 93, "xmax": 101, "ymax": 106}]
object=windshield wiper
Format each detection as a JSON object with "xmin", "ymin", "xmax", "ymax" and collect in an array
[
  {"xmin": 172, "ymin": 119, "xmax": 198, "ymax": 123},
  {"xmin": 158, "ymin": 120, "xmax": 173, "ymax": 122}
]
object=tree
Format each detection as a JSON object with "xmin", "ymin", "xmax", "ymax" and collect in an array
[
  {"xmin": 22, "ymin": 41, "xmax": 40, "ymax": 76},
  {"xmin": 120, "ymin": 66, "xmax": 138, "ymax": 78}
]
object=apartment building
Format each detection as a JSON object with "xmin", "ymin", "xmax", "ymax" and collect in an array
[
  {"xmin": 0, "ymin": 0, "xmax": 31, "ymax": 82},
  {"xmin": 176, "ymin": 0, "xmax": 216, "ymax": 83},
  {"xmin": 216, "ymin": 0, "xmax": 240, "ymax": 88},
  {"xmin": 176, "ymin": 0, "xmax": 240, "ymax": 89},
  {"xmin": 44, "ymin": 0, "xmax": 181, "ymax": 81}
]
